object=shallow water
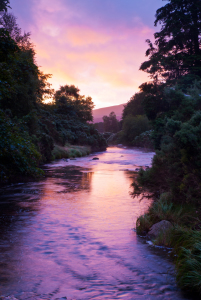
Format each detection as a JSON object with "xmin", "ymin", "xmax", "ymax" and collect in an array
[{"xmin": 0, "ymin": 147, "xmax": 193, "ymax": 299}]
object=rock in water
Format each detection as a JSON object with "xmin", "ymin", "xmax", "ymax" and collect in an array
[
  {"xmin": 148, "ymin": 220, "xmax": 173, "ymax": 238},
  {"xmin": 92, "ymin": 157, "xmax": 99, "ymax": 160}
]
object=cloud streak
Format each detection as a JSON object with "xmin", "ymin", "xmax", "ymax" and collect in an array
[{"xmin": 10, "ymin": 0, "xmax": 163, "ymax": 108}]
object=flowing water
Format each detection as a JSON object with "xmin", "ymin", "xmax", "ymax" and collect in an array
[{"xmin": 0, "ymin": 147, "xmax": 193, "ymax": 299}]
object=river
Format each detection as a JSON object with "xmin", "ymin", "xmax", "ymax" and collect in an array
[{"xmin": 0, "ymin": 147, "xmax": 193, "ymax": 299}]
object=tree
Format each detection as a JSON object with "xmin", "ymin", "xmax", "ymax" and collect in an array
[
  {"xmin": 0, "ymin": 13, "xmax": 32, "ymax": 49},
  {"xmin": 54, "ymin": 85, "xmax": 94, "ymax": 122},
  {"xmin": 55, "ymin": 85, "xmax": 80, "ymax": 102},
  {"xmin": 0, "ymin": 0, "xmax": 10, "ymax": 12},
  {"xmin": 0, "ymin": 13, "xmax": 53, "ymax": 117},
  {"xmin": 140, "ymin": 0, "xmax": 201, "ymax": 81},
  {"xmin": 122, "ymin": 115, "xmax": 150, "ymax": 144},
  {"xmin": 102, "ymin": 112, "xmax": 119, "ymax": 133},
  {"xmin": 122, "ymin": 92, "xmax": 145, "ymax": 120}
]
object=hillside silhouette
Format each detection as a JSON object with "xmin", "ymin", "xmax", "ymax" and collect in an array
[{"xmin": 92, "ymin": 103, "xmax": 125, "ymax": 123}]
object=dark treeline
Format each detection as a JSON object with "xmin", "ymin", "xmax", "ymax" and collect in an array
[
  {"xmin": 94, "ymin": 111, "xmax": 120, "ymax": 134},
  {"xmin": 0, "ymin": 1, "xmax": 106, "ymax": 182},
  {"xmin": 136, "ymin": 0, "xmax": 201, "ymax": 206},
  {"xmin": 118, "ymin": 93, "xmax": 152, "ymax": 147},
  {"xmin": 134, "ymin": 0, "xmax": 201, "ymax": 294},
  {"xmin": 94, "ymin": 95, "xmax": 152, "ymax": 147}
]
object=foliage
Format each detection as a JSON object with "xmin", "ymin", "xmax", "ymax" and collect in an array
[
  {"xmin": 52, "ymin": 144, "xmax": 90, "ymax": 160},
  {"xmin": 55, "ymin": 85, "xmax": 94, "ymax": 122},
  {"xmin": 0, "ymin": 13, "xmax": 53, "ymax": 118},
  {"xmin": 136, "ymin": 192, "xmax": 184, "ymax": 231},
  {"xmin": 119, "ymin": 92, "xmax": 151, "ymax": 146},
  {"xmin": 133, "ymin": 130, "xmax": 153, "ymax": 148},
  {"xmin": 0, "ymin": 0, "xmax": 10, "ymax": 12},
  {"xmin": 171, "ymin": 229, "xmax": 201, "ymax": 294},
  {"xmin": 102, "ymin": 111, "xmax": 120, "ymax": 133},
  {"xmin": 121, "ymin": 115, "xmax": 150, "ymax": 145},
  {"xmin": 136, "ymin": 195, "xmax": 201, "ymax": 291},
  {"xmin": 0, "ymin": 9, "xmax": 106, "ymax": 182},
  {"xmin": 136, "ymin": 82, "xmax": 201, "ymax": 204},
  {"xmin": 122, "ymin": 92, "xmax": 145, "ymax": 119},
  {"xmin": 136, "ymin": 213, "xmax": 152, "ymax": 235},
  {"xmin": 0, "ymin": 110, "xmax": 42, "ymax": 179},
  {"xmin": 140, "ymin": 0, "xmax": 201, "ymax": 81},
  {"xmin": 135, "ymin": 0, "xmax": 201, "ymax": 293},
  {"xmin": 0, "ymin": 13, "xmax": 32, "ymax": 48},
  {"xmin": 94, "ymin": 122, "xmax": 104, "ymax": 133}
]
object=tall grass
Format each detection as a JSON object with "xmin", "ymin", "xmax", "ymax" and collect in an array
[
  {"xmin": 170, "ymin": 228, "xmax": 201, "ymax": 293},
  {"xmin": 136, "ymin": 191, "xmax": 201, "ymax": 293},
  {"xmin": 136, "ymin": 192, "xmax": 183, "ymax": 234},
  {"xmin": 52, "ymin": 144, "xmax": 91, "ymax": 159}
]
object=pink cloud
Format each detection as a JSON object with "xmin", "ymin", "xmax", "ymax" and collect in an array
[
  {"xmin": 26, "ymin": 0, "xmax": 154, "ymax": 108},
  {"xmin": 65, "ymin": 26, "xmax": 112, "ymax": 47}
]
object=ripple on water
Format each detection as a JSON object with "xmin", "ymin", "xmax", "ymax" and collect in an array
[{"xmin": 0, "ymin": 147, "xmax": 195, "ymax": 300}]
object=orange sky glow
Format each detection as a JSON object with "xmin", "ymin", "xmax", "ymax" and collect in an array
[{"xmin": 11, "ymin": 0, "xmax": 163, "ymax": 108}]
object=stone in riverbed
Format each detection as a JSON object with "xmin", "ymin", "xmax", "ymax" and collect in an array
[
  {"xmin": 92, "ymin": 157, "xmax": 99, "ymax": 160},
  {"xmin": 148, "ymin": 220, "xmax": 173, "ymax": 239}
]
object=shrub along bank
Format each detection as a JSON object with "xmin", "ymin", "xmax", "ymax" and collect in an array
[
  {"xmin": 0, "ymin": 96, "xmax": 107, "ymax": 183},
  {"xmin": 52, "ymin": 144, "xmax": 91, "ymax": 160},
  {"xmin": 135, "ymin": 190, "xmax": 201, "ymax": 295}
]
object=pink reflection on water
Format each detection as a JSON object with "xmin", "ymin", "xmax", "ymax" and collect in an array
[{"xmin": 0, "ymin": 147, "xmax": 187, "ymax": 299}]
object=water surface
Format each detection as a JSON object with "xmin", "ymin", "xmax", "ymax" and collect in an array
[{"xmin": 0, "ymin": 147, "xmax": 193, "ymax": 299}]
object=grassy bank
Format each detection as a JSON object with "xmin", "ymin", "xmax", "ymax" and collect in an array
[
  {"xmin": 135, "ymin": 174, "xmax": 201, "ymax": 296},
  {"xmin": 52, "ymin": 144, "xmax": 91, "ymax": 159}
]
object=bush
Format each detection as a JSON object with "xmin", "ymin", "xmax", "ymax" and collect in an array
[
  {"xmin": 171, "ymin": 228, "xmax": 201, "ymax": 294},
  {"xmin": 133, "ymin": 130, "xmax": 154, "ymax": 148},
  {"xmin": 52, "ymin": 144, "xmax": 91, "ymax": 160},
  {"xmin": 121, "ymin": 115, "xmax": 151, "ymax": 145},
  {"xmin": 0, "ymin": 110, "xmax": 42, "ymax": 180}
]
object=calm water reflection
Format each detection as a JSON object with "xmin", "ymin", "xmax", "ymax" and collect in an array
[{"xmin": 0, "ymin": 147, "xmax": 193, "ymax": 299}]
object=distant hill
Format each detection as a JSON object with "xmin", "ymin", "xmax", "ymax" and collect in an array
[{"xmin": 92, "ymin": 103, "xmax": 126, "ymax": 123}]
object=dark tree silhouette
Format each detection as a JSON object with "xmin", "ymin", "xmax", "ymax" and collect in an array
[
  {"xmin": 102, "ymin": 112, "xmax": 119, "ymax": 133},
  {"xmin": 54, "ymin": 85, "xmax": 94, "ymax": 122},
  {"xmin": 0, "ymin": 0, "xmax": 10, "ymax": 12},
  {"xmin": 122, "ymin": 92, "xmax": 145, "ymax": 120},
  {"xmin": 140, "ymin": 0, "xmax": 201, "ymax": 81}
]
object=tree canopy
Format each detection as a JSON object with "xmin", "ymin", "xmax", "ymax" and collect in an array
[
  {"xmin": 140, "ymin": 0, "xmax": 201, "ymax": 81},
  {"xmin": 102, "ymin": 111, "xmax": 119, "ymax": 133},
  {"xmin": 0, "ymin": 12, "xmax": 53, "ymax": 117},
  {"xmin": 54, "ymin": 85, "xmax": 94, "ymax": 122},
  {"xmin": 122, "ymin": 92, "xmax": 145, "ymax": 119},
  {"xmin": 137, "ymin": 0, "xmax": 201, "ymax": 207},
  {"xmin": 0, "ymin": 0, "xmax": 10, "ymax": 12}
]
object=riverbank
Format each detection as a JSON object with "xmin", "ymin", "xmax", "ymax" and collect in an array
[
  {"xmin": 104, "ymin": 130, "xmax": 154, "ymax": 150},
  {"xmin": 52, "ymin": 144, "xmax": 91, "ymax": 159},
  {"xmin": 0, "ymin": 143, "xmax": 103, "ymax": 187},
  {"xmin": 135, "ymin": 169, "xmax": 201, "ymax": 297}
]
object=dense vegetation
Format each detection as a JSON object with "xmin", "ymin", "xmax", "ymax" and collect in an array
[
  {"xmin": 134, "ymin": 0, "xmax": 201, "ymax": 295},
  {"xmin": 118, "ymin": 92, "xmax": 152, "ymax": 147},
  {"xmin": 94, "ymin": 93, "xmax": 152, "ymax": 147},
  {"xmin": 94, "ymin": 111, "xmax": 120, "ymax": 134},
  {"xmin": 0, "ymin": 2, "xmax": 106, "ymax": 182}
]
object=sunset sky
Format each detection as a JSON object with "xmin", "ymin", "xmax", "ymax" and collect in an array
[{"xmin": 10, "ymin": 0, "xmax": 163, "ymax": 108}]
